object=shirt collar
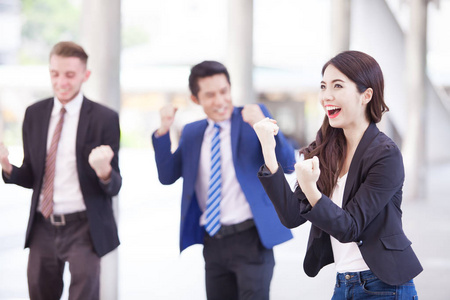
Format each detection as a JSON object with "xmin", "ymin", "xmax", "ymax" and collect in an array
[
  {"xmin": 206, "ymin": 118, "xmax": 231, "ymax": 131},
  {"xmin": 52, "ymin": 92, "xmax": 84, "ymax": 116}
]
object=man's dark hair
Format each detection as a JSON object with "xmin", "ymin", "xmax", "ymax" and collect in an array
[
  {"xmin": 188, "ymin": 61, "xmax": 231, "ymax": 97},
  {"xmin": 49, "ymin": 41, "xmax": 88, "ymax": 65}
]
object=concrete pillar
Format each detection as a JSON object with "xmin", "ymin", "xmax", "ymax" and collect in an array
[
  {"xmin": 226, "ymin": 0, "xmax": 254, "ymax": 105},
  {"xmin": 331, "ymin": 0, "xmax": 351, "ymax": 55},
  {"xmin": 403, "ymin": 0, "xmax": 428, "ymax": 200},
  {"xmin": 80, "ymin": 0, "xmax": 121, "ymax": 111},
  {"xmin": 80, "ymin": 1, "xmax": 121, "ymax": 299}
]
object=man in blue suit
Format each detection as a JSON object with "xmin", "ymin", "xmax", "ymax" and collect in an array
[{"xmin": 152, "ymin": 61, "xmax": 295, "ymax": 300}]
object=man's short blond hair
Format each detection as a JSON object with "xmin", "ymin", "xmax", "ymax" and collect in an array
[{"xmin": 49, "ymin": 41, "xmax": 88, "ymax": 65}]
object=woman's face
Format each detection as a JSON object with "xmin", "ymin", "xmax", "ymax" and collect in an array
[{"xmin": 319, "ymin": 64, "xmax": 371, "ymax": 131}]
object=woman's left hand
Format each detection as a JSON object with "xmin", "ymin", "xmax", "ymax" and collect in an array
[{"xmin": 295, "ymin": 156, "xmax": 322, "ymax": 205}]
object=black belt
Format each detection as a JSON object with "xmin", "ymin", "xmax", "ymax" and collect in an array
[
  {"xmin": 38, "ymin": 211, "xmax": 87, "ymax": 226},
  {"xmin": 211, "ymin": 219, "xmax": 255, "ymax": 239}
]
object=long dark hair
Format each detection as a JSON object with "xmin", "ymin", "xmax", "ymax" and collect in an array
[{"xmin": 300, "ymin": 51, "xmax": 389, "ymax": 197}]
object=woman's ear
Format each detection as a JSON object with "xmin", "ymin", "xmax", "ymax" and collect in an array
[{"xmin": 362, "ymin": 88, "xmax": 373, "ymax": 105}]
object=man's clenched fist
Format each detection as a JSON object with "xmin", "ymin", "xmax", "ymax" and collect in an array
[{"xmin": 88, "ymin": 145, "xmax": 114, "ymax": 181}]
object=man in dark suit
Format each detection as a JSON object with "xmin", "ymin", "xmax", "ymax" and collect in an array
[
  {"xmin": 0, "ymin": 41, "xmax": 121, "ymax": 300},
  {"xmin": 152, "ymin": 61, "xmax": 296, "ymax": 300}
]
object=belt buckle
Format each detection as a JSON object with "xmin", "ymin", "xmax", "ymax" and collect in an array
[
  {"xmin": 50, "ymin": 214, "xmax": 66, "ymax": 226},
  {"xmin": 214, "ymin": 232, "xmax": 224, "ymax": 239}
]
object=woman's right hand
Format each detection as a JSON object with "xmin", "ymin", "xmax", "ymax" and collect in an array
[
  {"xmin": 253, "ymin": 118, "xmax": 279, "ymax": 173},
  {"xmin": 253, "ymin": 117, "xmax": 279, "ymax": 151}
]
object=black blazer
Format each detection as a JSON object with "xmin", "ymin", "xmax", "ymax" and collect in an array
[
  {"xmin": 258, "ymin": 122, "xmax": 422, "ymax": 285},
  {"xmin": 3, "ymin": 97, "xmax": 122, "ymax": 257}
]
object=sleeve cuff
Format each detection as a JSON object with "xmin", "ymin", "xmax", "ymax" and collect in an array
[
  {"xmin": 100, "ymin": 177, "xmax": 111, "ymax": 185},
  {"xmin": 257, "ymin": 163, "xmax": 284, "ymax": 177},
  {"xmin": 2, "ymin": 169, "xmax": 12, "ymax": 181},
  {"xmin": 153, "ymin": 130, "xmax": 170, "ymax": 139}
]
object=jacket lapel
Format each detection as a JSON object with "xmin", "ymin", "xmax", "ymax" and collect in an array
[
  {"xmin": 185, "ymin": 120, "xmax": 207, "ymax": 190},
  {"xmin": 191, "ymin": 120, "xmax": 208, "ymax": 163},
  {"xmin": 76, "ymin": 97, "xmax": 92, "ymax": 158},
  {"xmin": 342, "ymin": 122, "xmax": 380, "ymax": 205},
  {"xmin": 230, "ymin": 107, "xmax": 241, "ymax": 159},
  {"xmin": 37, "ymin": 99, "xmax": 54, "ymax": 178}
]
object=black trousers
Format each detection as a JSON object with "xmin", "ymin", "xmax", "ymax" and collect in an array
[
  {"xmin": 203, "ymin": 226, "xmax": 275, "ymax": 300},
  {"xmin": 27, "ymin": 213, "xmax": 100, "ymax": 300}
]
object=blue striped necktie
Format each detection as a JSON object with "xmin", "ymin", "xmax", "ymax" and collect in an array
[{"xmin": 205, "ymin": 124, "xmax": 222, "ymax": 236}]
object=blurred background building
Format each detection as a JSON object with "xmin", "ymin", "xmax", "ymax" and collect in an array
[{"xmin": 1, "ymin": 0, "xmax": 449, "ymax": 299}]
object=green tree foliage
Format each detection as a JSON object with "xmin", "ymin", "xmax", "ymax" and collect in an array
[{"xmin": 20, "ymin": 0, "xmax": 80, "ymax": 64}]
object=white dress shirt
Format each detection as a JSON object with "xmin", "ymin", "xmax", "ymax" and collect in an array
[
  {"xmin": 196, "ymin": 119, "xmax": 253, "ymax": 226},
  {"xmin": 330, "ymin": 173, "xmax": 369, "ymax": 273},
  {"xmin": 38, "ymin": 92, "xmax": 86, "ymax": 214}
]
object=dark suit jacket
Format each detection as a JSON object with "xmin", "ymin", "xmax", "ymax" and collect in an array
[
  {"xmin": 258, "ymin": 122, "xmax": 422, "ymax": 285},
  {"xmin": 3, "ymin": 97, "xmax": 122, "ymax": 257},
  {"xmin": 152, "ymin": 104, "xmax": 295, "ymax": 252}
]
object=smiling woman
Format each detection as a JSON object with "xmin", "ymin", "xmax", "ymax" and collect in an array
[
  {"xmin": 254, "ymin": 51, "xmax": 422, "ymax": 300},
  {"xmin": 310, "ymin": 51, "xmax": 388, "ymax": 195}
]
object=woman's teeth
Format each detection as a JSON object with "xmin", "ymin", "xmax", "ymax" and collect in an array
[{"xmin": 326, "ymin": 106, "xmax": 341, "ymax": 116}]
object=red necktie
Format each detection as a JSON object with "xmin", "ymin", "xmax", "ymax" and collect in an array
[{"xmin": 41, "ymin": 107, "xmax": 66, "ymax": 218}]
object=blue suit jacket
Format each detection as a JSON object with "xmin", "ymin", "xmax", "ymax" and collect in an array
[
  {"xmin": 152, "ymin": 105, "xmax": 295, "ymax": 252},
  {"xmin": 258, "ymin": 122, "xmax": 423, "ymax": 285}
]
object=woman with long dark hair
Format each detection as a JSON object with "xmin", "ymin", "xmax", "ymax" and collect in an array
[{"xmin": 254, "ymin": 51, "xmax": 422, "ymax": 299}]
